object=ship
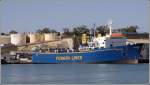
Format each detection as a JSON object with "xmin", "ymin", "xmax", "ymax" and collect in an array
[{"xmin": 32, "ymin": 21, "xmax": 140, "ymax": 64}]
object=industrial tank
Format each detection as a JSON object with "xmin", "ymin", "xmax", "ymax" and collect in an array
[
  {"xmin": 38, "ymin": 33, "xmax": 45, "ymax": 42},
  {"xmin": 28, "ymin": 33, "xmax": 46, "ymax": 43},
  {"xmin": 62, "ymin": 38, "xmax": 74, "ymax": 49},
  {"xmin": 81, "ymin": 34, "xmax": 87, "ymax": 44},
  {"xmin": 44, "ymin": 33, "xmax": 58, "ymax": 41},
  {"xmin": 0, "ymin": 35, "xmax": 11, "ymax": 44},
  {"xmin": 11, "ymin": 34, "xmax": 26, "ymax": 45},
  {"xmin": 28, "ymin": 33, "xmax": 38, "ymax": 43}
]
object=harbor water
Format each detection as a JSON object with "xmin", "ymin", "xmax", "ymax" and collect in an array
[{"xmin": 1, "ymin": 64, "xmax": 149, "ymax": 84}]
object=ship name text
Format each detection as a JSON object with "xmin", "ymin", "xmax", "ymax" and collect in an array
[{"xmin": 56, "ymin": 56, "xmax": 82, "ymax": 60}]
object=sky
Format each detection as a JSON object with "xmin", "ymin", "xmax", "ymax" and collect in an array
[{"xmin": 0, "ymin": 0, "xmax": 149, "ymax": 33}]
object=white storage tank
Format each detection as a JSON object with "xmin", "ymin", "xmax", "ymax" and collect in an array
[
  {"xmin": 11, "ymin": 34, "xmax": 26, "ymax": 45},
  {"xmin": 28, "ymin": 33, "xmax": 37, "ymax": 43},
  {"xmin": 62, "ymin": 38, "xmax": 74, "ymax": 49},
  {"xmin": 53, "ymin": 33, "xmax": 58, "ymax": 40},
  {"xmin": 38, "ymin": 33, "xmax": 44, "ymax": 42},
  {"xmin": 0, "ymin": 35, "xmax": 11, "ymax": 44},
  {"xmin": 44, "ymin": 33, "xmax": 58, "ymax": 41}
]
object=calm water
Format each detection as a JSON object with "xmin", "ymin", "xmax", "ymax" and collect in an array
[{"xmin": 1, "ymin": 64, "xmax": 149, "ymax": 84}]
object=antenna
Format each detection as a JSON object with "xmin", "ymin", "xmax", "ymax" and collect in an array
[
  {"xmin": 93, "ymin": 23, "xmax": 96, "ymax": 38},
  {"xmin": 108, "ymin": 20, "xmax": 113, "ymax": 25}
]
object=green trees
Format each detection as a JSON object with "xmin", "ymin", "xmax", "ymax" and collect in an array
[
  {"xmin": 9, "ymin": 30, "xmax": 18, "ymax": 34},
  {"xmin": 1, "ymin": 33, "xmax": 5, "ymax": 35},
  {"xmin": 36, "ymin": 25, "xmax": 140, "ymax": 35},
  {"xmin": 115, "ymin": 25, "xmax": 139, "ymax": 33},
  {"xmin": 126, "ymin": 25, "xmax": 139, "ymax": 33},
  {"xmin": 36, "ymin": 27, "xmax": 57, "ymax": 33},
  {"xmin": 62, "ymin": 25, "xmax": 90, "ymax": 38},
  {"xmin": 73, "ymin": 25, "xmax": 90, "ymax": 36},
  {"xmin": 96, "ymin": 25, "xmax": 109, "ymax": 36},
  {"xmin": 63, "ymin": 28, "xmax": 73, "ymax": 37},
  {"xmin": 95, "ymin": 25, "xmax": 139, "ymax": 35}
]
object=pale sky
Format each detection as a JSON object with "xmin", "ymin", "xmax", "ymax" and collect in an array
[{"xmin": 0, "ymin": 0, "xmax": 149, "ymax": 33}]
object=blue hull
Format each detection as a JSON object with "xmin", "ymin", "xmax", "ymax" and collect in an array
[{"xmin": 32, "ymin": 45, "xmax": 140, "ymax": 64}]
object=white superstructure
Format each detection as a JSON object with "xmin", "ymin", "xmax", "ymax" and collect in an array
[
  {"xmin": 93, "ymin": 20, "xmax": 127, "ymax": 48},
  {"xmin": 79, "ymin": 21, "xmax": 127, "ymax": 50}
]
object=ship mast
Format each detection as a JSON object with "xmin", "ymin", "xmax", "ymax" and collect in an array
[
  {"xmin": 93, "ymin": 23, "xmax": 96, "ymax": 38},
  {"xmin": 89, "ymin": 23, "xmax": 96, "ymax": 42},
  {"xmin": 108, "ymin": 20, "xmax": 113, "ymax": 36}
]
